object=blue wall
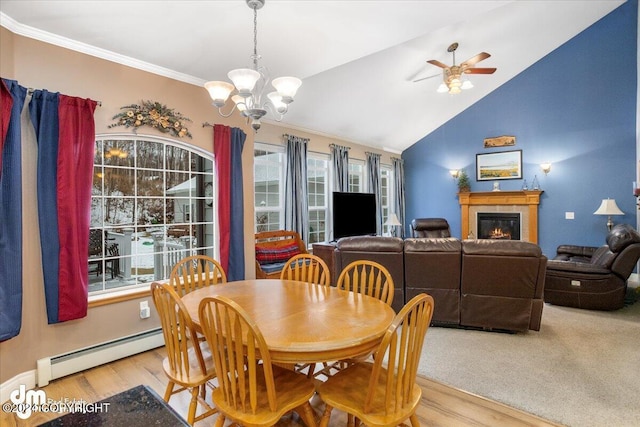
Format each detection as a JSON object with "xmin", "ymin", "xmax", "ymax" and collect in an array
[{"xmin": 403, "ymin": 0, "xmax": 638, "ymax": 258}]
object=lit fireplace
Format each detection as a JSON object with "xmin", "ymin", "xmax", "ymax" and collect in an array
[{"xmin": 477, "ymin": 213, "xmax": 521, "ymax": 240}]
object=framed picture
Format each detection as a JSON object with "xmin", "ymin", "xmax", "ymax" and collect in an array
[{"xmin": 476, "ymin": 150, "xmax": 522, "ymax": 181}]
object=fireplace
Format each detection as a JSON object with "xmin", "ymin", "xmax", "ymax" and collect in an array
[{"xmin": 477, "ymin": 212, "xmax": 521, "ymax": 240}]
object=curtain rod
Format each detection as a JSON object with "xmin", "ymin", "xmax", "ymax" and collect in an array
[
  {"xmin": 329, "ymin": 143, "xmax": 350, "ymax": 150},
  {"xmin": 202, "ymin": 122, "xmax": 213, "ymax": 128},
  {"xmin": 26, "ymin": 87, "xmax": 102, "ymax": 106}
]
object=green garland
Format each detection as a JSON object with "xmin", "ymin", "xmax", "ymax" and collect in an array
[{"xmin": 109, "ymin": 100, "xmax": 192, "ymax": 138}]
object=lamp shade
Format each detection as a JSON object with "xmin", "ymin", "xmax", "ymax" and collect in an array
[
  {"xmin": 593, "ymin": 198, "xmax": 624, "ymax": 216},
  {"xmin": 272, "ymin": 76, "xmax": 302, "ymax": 102},
  {"xmin": 228, "ymin": 68, "xmax": 261, "ymax": 95},
  {"xmin": 385, "ymin": 213, "xmax": 402, "ymax": 226},
  {"xmin": 204, "ymin": 81, "xmax": 234, "ymax": 107}
]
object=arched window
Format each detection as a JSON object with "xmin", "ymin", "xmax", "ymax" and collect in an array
[{"xmin": 89, "ymin": 134, "xmax": 216, "ymax": 294}]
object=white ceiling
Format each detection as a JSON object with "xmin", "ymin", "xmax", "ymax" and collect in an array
[{"xmin": 0, "ymin": 0, "xmax": 625, "ymax": 153}]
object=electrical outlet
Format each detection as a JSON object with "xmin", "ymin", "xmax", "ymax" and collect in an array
[
  {"xmin": 565, "ymin": 212, "xmax": 575, "ymax": 219},
  {"xmin": 571, "ymin": 280, "xmax": 581, "ymax": 287},
  {"xmin": 139, "ymin": 300, "xmax": 150, "ymax": 319}
]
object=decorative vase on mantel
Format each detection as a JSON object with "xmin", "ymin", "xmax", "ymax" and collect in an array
[{"xmin": 457, "ymin": 169, "xmax": 471, "ymax": 193}]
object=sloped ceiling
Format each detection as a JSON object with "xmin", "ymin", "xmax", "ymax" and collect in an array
[{"xmin": 0, "ymin": 0, "xmax": 625, "ymax": 152}]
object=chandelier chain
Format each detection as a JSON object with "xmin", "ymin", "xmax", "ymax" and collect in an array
[{"xmin": 253, "ymin": 5, "xmax": 259, "ymax": 70}]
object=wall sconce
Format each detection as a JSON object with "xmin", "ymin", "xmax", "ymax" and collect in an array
[
  {"xmin": 449, "ymin": 170, "xmax": 460, "ymax": 179},
  {"xmin": 540, "ymin": 162, "xmax": 551, "ymax": 175}
]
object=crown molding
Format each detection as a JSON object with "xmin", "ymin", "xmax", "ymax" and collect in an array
[{"xmin": 0, "ymin": 12, "xmax": 205, "ymax": 87}]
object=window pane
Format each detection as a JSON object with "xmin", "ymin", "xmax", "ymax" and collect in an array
[
  {"xmin": 103, "ymin": 140, "xmax": 134, "ymax": 167},
  {"xmin": 103, "ymin": 167, "xmax": 135, "ymax": 196},
  {"xmin": 166, "ymin": 146, "xmax": 190, "ymax": 171},
  {"xmin": 136, "ymin": 140, "xmax": 164, "ymax": 169}
]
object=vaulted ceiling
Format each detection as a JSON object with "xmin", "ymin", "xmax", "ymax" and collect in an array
[{"xmin": 0, "ymin": 1, "xmax": 625, "ymax": 152}]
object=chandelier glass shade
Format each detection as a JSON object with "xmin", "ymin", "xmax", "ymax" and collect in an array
[{"xmin": 203, "ymin": 0, "xmax": 301, "ymax": 131}]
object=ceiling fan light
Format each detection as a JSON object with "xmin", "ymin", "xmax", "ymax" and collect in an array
[
  {"xmin": 449, "ymin": 78, "xmax": 461, "ymax": 88},
  {"xmin": 437, "ymin": 83, "xmax": 449, "ymax": 93},
  {"xmin": 204, "ymin": 81, "xmax": 235, "ymax": 107},
  {"xmin": 449, "ymin": 86, "xmax": 462, "ymax": 95},
  {"xmin": 228, "ymin": 68, "xmax": 261, "ymax": 96},
  {"xmin": 461, "ymin": 80, "xmax": 474, "ymax": 90},
  {"xmin": 272, "ymin": 76, "xmax": 302, "ymax": 103}
]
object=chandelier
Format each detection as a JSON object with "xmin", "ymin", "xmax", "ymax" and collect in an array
[{"xmin": 204, "ymin": 0, "xmax": 301, "ymax": 131}]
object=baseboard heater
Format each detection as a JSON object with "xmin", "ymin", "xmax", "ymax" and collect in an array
[{"xmin": 36, "ymin": 328, "xmax": 164, "ymax": 387}]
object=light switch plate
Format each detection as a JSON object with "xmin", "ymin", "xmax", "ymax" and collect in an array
[
  {"xmin": 565, "ymin": 212, "xmax": 575, "ymax": 219},
  {"xmin": 571, "ymin": 280, "xmax": 581, "ymax": 287}
]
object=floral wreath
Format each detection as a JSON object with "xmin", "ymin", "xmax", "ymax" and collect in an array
[{"xmin": 109, "ymin": 100, "xmax": 192, "ymax": 138}]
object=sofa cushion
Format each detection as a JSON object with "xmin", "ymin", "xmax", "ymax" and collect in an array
[
  {"xmin": 255, "ymin": 243, "xmax": 302, "ymax": 265},
  {"xmin": 462, "ymin": 239, "xmax": 542, "ymax": 257},
  {"xmin": 404, "ymin": 237, "xmax": 461, "ymax": 252}
]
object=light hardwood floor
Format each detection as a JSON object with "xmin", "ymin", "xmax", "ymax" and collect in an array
[{"xmin": 1, "ymin": 348, "xmax": 561, "ymax": 427}]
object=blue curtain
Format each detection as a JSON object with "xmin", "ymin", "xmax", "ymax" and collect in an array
[
  {"xmin": 29, "ymin": 90, "xmax": 61, "ymax": 323},
  {"xmin": 228, "ymin": 127, "xmax": 246, "ymax": 281},
  {"xmin": 392, "ymin": 157, "xmax": 406, "ymax": 238},
  {"xmin": 284, "ymin": 134, "xmax": 309, "ymax": 244},
  {"xmin": 330, "ymin": 143, "xmax": 350, "ymax": 192},
  {"xmin": 0, "ymin": 79, "xmax": 26, "ymax": 341},
  {"xmin": 366, "ymin": 152, "xmax": 382, "ymax": 235}
]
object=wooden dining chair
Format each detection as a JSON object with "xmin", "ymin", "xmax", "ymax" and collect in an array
[
  {"xmin": 336, "ymin": 260, "xmax": 394, "ymax": 306},
  {"xmin": 317, "ymin": 260, "xmax": 395, "ymax": 378},
  {"xmin": 280, "ymin": 253, "xmax": 331, "ymax": 286},
  {"xmin": 198, "ymin": 295, "xmax": 318, "ymax": 427},
  {"xmin": 317, "ymin": 293, "xmax": 434, "ymax": 427},
  {"xmin": 150, "ymin": 282, "xmax": 217, "ymax": 425},
  {"xmin": 169, "ymin": 255, "xmax": 227, "ymax": 297}
]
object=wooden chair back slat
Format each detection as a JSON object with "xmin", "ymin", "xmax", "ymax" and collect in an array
[
  {"xmin": 280, "ymin": 253, "xmax": 331, "ymax": 286},
  {"xmin": 336, "ymin": 260, "xmax": 394, "ymax": 306},
  {"xmin": 170, "ymin": 255, "xmax": 227, "ymax": 297}
]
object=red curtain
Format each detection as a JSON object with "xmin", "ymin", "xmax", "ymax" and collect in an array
[{"xmin": 56, "ymin": 95, "xmax": 97, "ymax": 321}]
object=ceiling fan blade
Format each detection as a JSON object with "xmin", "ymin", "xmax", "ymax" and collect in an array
[
  {"xmin": 427, "ymin": 59, "xmax": 449, "ymax": 69},
  {"xmin": 461, "ymin": 52, "xmax": 491, "ymax": 67},
  {"xmin": 465, "ymin": 67, "xmax": 497, "ymax": 74},
  {"xmin": 413, "ymin": 73, "xmax": 441, "ymax": 83}
]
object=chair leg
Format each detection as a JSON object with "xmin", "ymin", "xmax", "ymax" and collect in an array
[
  {"xmin": 296, "ymin": 402, "xmax": 318, "ymax": 427},
  {"xmin": 163, "ymin": 381, "xmax": 175, "ymax": 402},
  {"xmin": 409, "ymin": 413, "xmax": 420, "ymax": 427},
  {"xmin": 319, "ymin": 404, "xmax": 333, "ymax": 427},
  {"xmin": 214, "ymin": 415, "xmax": 226, "ymax": 427},
  {"xmin": 187, "ymin": 387, "xmax": 199, "ymax": 425},
  {"xmin": 347, "ymin": 414, "xmax": 355, "ymax": 427}
]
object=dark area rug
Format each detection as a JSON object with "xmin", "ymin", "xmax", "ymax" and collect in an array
[{"xmin": 38, "ymin": 385, "xmax": 188, "ymax": 427}]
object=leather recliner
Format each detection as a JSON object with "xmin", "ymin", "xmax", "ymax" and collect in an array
[
  {"xmin": 410, "ymin": 218, "xmax": 451, "ymax": 238},
  {"xmin": 544, "ymin": 223, "xmax": 640, "ymax": 310}
]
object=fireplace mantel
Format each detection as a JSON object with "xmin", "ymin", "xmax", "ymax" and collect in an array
[{"xmin": 458, "ymin": 190, "xmax": 543, "ymax": 243}]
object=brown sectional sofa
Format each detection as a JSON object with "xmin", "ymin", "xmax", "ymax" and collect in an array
[{"xmin": 334, "ymin": 235, "xmax": 547, "ymax": 332}]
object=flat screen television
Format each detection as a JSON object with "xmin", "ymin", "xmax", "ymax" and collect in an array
[{"xmin": 332, "ymin": 191, "xmax": 377, "ymax": 240}]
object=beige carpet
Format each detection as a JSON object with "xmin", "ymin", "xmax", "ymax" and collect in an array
[{"xmin": 418, "ymin": 288, "xmax": 640, "ymax": 427}]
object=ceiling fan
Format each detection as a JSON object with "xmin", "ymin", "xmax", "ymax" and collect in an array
[{"xmin": 415, "ymin": 42, "xmax": 496, "ymax": 94}]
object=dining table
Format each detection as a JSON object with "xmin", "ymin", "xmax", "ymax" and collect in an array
[{"xmin": 180, "ymin": 279, "xmax": 396, "ymax": 365}]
